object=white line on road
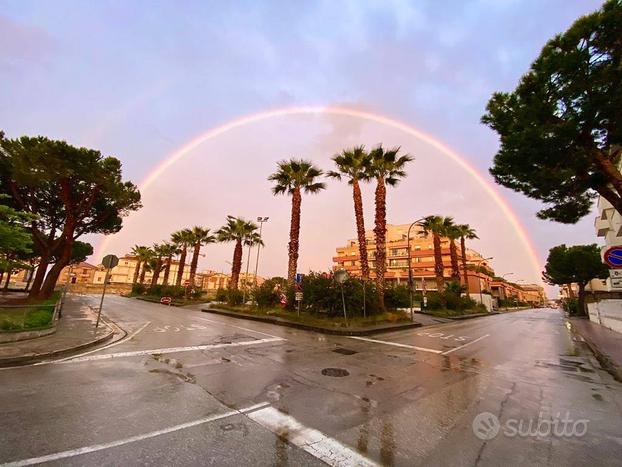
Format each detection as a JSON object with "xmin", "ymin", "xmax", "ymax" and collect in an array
[
  {"xmin": 54, "ymin": 337, "xmax": 285, "ymax": 363},
  {"xmin": 197, "ymin": 315, "xmax": 284, "ymax": 339},
  {"xmin": 0, "ymin": 402, "xmax": 270, "ymax": 467},
  {"xmin": 441, "ymin": 334, "xmax": 490, "ymax": 355},
  {"xmin": 247, "ymin": 406, "xmax": 379, "ymax": 467},
  {"xmin": 347, "ymin": 336, "xmax": 443, "ymax": 354},
  {"xmin": 55, "ymin": 321, "xmax": 153, "ymax": 362}
]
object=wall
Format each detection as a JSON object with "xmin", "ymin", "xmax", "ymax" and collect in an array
[
  {"xmin": 587, "ymin": 299, "xmax": 622, "ymax": 334},
  {"xmin": 469, "ymin": 292, "xmax": 493, "ymax": 312}
]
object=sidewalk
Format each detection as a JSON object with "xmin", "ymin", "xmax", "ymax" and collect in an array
[
  {"xmin": 570, "ymin": 317, "xmax": 622, "ymax": 382},
  {"xmin": 0, "ymin": 296, "xmax": 115, "ymax": 367}
]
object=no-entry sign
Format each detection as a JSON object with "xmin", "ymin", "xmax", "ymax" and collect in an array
[{"xmin": 604, "ymin": 246, "xmax": 622, "ymax": 268}]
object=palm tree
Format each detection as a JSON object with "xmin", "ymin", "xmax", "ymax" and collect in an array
[
  {"xmin": 420, "ymin": 215, "xmax": 454, "ymax": 293},
  {"xmin": 327, "ymin": 146, "xmax": 372, "ymax": 280},
  {"xmin": 171, "ymin": 229, "xmax": 194, "ymax": 287},
  {"xmin": 445, "ymin": 224, "xmax": 462, "ymax": 282},
  {"xmin": 242, "ymin": 231, "xmax": 264, "ymax": 300},
  {"xmin": 149, "ymin": 244, "xmax": 166, "ymax": 288},
  {"xmin": 159, "ymin": 243, "xmax": 179, "ymax": 286},
  {"xmin": 268, "ymin": 159, "xmax": 325, "ymax": 286},
  {"xmin": 217, "ymin": 216, "xmax": 259, "ymax": 290},
  {"xmin": 131, "ymin": 245, "xmax": 151, "ymax": 284},
  {"xmin": 367, "ymin": 145, "xmax": 413, "ymax": 306},
  {"xmin": 188, "ymin": 226, "xmax": 216, "ymax": 286},
  {"xmin": 455, "ymin": 224, "xmax": 478, "ymax": 293}
]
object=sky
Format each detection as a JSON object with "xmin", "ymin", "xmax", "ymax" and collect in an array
[{"xmin": 0, "ymin": 0, "xmax": 605, "ymax": 293}]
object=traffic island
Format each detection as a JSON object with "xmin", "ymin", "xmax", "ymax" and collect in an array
[{"xmin": 201, "ymin": 307, "xmax": 422, "ymax": 335}]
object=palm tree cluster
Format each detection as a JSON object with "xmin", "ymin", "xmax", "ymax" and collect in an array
[
  {"xmin": 268, "ymin": 145, "xmax": 413, "ymax": 310},
  {"xmin": 130, "ymin": 218, "xmax": 262, "ymax": 291}
]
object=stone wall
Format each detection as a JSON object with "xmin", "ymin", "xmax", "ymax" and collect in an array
[{"xmin": 587, "ymin": 299, "xmax": 622, "ymax": 334}]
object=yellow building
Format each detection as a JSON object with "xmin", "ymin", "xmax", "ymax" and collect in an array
[
  {"xmin": 201, "ymin": 270, "xmax": 265, "ymax": 291},
  {"xmin": 93, "ymin": 255, "xmax": 196, "ymax": 286},
  {"xmin": 333, "ymin": 223, "xmax": 494, "ymax": 292},
  {"xmin": 57, "ymin": 262, "xmax": 97, "ymax": 285}
]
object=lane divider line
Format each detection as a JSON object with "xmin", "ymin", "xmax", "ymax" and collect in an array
[
  {"xmin": 54, "ymin": 321, "xmax": 153, "ymax": 363},
  {"xmin": 441, "ymin": 334, "xmax": 490, "ymax": 355},
  {"xmin": 0, "ymin": 402, "xmax": 270, "ymax": 467},
  {"xmin": 347, "ymin": 336, "xmax": 443, "ymax": 354},
  {"xmin": 54, "ymin": 337, "xmax": 285, "ymax": 363},
  {"xmin": 196, "ymin": 316, "xmax": 284, "ymax": 339},
  {"xmin": 247, "ymin": 406, "xmax": 380, "ymax": 467}
]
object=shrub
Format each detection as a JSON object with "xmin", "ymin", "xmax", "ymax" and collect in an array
[
  {"xmin": 226, "ymin": 288, "xmax": 244, "ymax": 306},
  {"xmin": 215, "ymin": 288, "xmax": 228, "ymax": 302},
  {"xmin": 131, "ymin": 283, "xmax": 146, "ymax": 295},
  {"xmin": 253, "ymin": 278, "xmax": 287, "ymax": 309},
  {"xmin": 384, "ymin": 284, "xmax": 411, "ymax": 309},
  {"xmin": 562, "ymin": 298, "xmax": 579, "ymax": 315}
]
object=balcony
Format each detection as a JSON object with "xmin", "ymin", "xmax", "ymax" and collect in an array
[{"xmin": 594, "ymin": 216, "xmax": 612, "ymax": 237}]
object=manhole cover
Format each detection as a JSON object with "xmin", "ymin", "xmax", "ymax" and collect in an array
[
  {"xmin": 333, "ymin": 348, "xmax": 358, "ymax": 355},
  {"xmin": 322, "ymin": 368, "xmax": 349, "ymax": 377}
]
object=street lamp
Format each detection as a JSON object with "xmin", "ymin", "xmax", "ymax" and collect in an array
[
  {"xmin": 407, "ymin": 218, "xmax": 426, "ymax": 320},
  {"xmin": 474, "ymin": 256, "xmax": 493, "ymax": 308},
  {"xmin": 253, "ymin": 217, "xmax": 269, "ymax": 288}
]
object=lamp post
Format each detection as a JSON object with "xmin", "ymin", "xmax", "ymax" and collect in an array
[
  {"xmin": 407, "ymin": 218, "xmax": 426, "ymax": 320},
  {"xmin": 253, "ymin": 217, "xmax": 269, "ymax": 288},
  {"xmin": 475, "ymin": 256, "xmax": 493, "ymax": 309}
]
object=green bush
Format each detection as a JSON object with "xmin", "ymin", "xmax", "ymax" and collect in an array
[
  {"xmin": 562, "ymin": 298, "xmax": 579, "ymax": 315},
  {"xmin": 215, "ymin": 288, "xmax": 228, "ymax": 302},
  {"xmin": 24, "ymin": 309, "xmax": 53, "ymax": 328},
  {"xmin": 0, "ymin": 320, "xmax": 20, "ymax": 331},
  {"xmin": 424, "ymin": 284, "xmax": 477, "ymax": 312},
  {"xmin": 226, "ymin": 288, "xmax": 244, "ymax": 306},
  {"xmin": 253, "ymin": 278, "xmax": 287, "ymax": 309},
  {"xmin": 132, "ymin": 283, "xmax": 146, "ymax": 295},
  {"xmin": 384, "ymin": 284, "xmax": 411, "ymax": 309}
]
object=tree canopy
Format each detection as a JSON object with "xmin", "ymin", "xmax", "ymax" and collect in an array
[
  {"xmin": 482, "ymin": 0, "xmax": 622, "ymax": 223},
  {"xmin": 543, "ymin": 244, "xmax": 608, "ymax": 287}
]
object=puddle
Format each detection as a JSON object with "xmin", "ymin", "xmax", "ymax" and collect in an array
[{"xmin": 321, "ymin": 368, "xmax": 349, "ymax": 377}]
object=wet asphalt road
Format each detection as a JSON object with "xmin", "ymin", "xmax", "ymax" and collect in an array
[{"xmin": 1, "ymin": 295, "xmax": 621, "ymax": 467}]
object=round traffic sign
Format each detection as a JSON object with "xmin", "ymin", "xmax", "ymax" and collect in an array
[
  {"xmin": 604, "ymin": 246, "xmax": 622, "ymax": 268},
  {"xmin": 102, "ymin": 254, "xmax": 119, "ymax": 269}
]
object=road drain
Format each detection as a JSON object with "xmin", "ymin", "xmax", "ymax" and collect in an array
[
  {"xmin": 322, "ymin": 368, "xmax": 349, "ymax": 377},
  {"xmin": 333, "ymin": 348, "xmax": 358, "ymax": 355}
]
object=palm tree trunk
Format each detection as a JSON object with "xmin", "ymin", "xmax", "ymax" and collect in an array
[
  {"xmin": 373, "ymin": 177, "xmax": 387, "ymax": 308},
  {"xmin": 230, "ymin": 239, "xmax": 243, "ymax": 290},
  {"xmin": 132, "ymin": 260, "xmax": 141, "ymax": 284},
  {"xmin": 449, "ymin": 239, "xmax": 460, "ymax": 281},
  {"xmin": 287, "ymin": 187, "xmax": 302, "ymax": 286},
  {"xmin": 175, "ymin": 246, "xmax": 187, "ymax": 286},
  {"xmin": 433, "ymin": 232, "xmax": 445, "ymax": 292},
  {"xmin": 139, "ymin": 263, "xmax": 147, "ymax": 284},
  {"xmin": 460, "ymin": 236, "xmax": 469, "ymax": 293},
  {"xmin": 150, "ymin": 259, "xmax": 162, "ymax": 287},
  {"xmin": 189, "ymin": 242, "xmax": 200, "ymax": 286},
  {"xmin": 162, "ymin": 256, "xmax": 172, "ymax": 285},
  {"xmin": 352, "ymin": 179, "xmax": 369, "ymax": 280}
]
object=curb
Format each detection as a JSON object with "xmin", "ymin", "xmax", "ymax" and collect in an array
[
  {"xmin": 418, "ymin": 311, "xmax": 500, "ymax": 321},
  {"xmin": 568, "ymin": 320, "xmax": 622, "ymax": 383},
  {"xmin": 0, "ymin": 315, "xmax": 116, "ymax": 368},
  {"xmin": 201, "ymin": 308, "xmax": 422, "ymax": 335}
]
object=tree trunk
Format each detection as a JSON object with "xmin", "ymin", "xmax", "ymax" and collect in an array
[
  {"xmin": 287, "ymin": 187, "xmax": 302, "ymax": 286},
  {"xmin": 3, "ymin": 270, "xmax": 11, "ymax": 290},
  {"xmin": 460, "ymin": 236, "xmax": 469, "ymax": 293},
  {"xmin": 449, "ymin": 239, "xmax": 460, "ymax": 281},
  {"xmin": 230, "ymin": 239, "xmax": 243, "ymax": 290},
  {"xmin": 150, "ymin": 259, "xmax": 162, "ymax": 288},
  {"xmin": 373, "ymin": 177, "xmax": 387, "ymax": 309},
  {"xmin": 593, "ymin": 149, "xmax": 622, "ymax": 200},
  {"xmin": 577, "ymin": 282, "xmax": 587, "ymax": 316},
  {"xmin": 25, "ymin": 268, "xmax": 33, "ymax": 292},
  {"xmin": 139, "ymin": 263, "xmax": 147, "ymax": 284},
  {"xmin": 189, "ymin": 243, "xmax": 201, "ymax": 286},
  {"xmin": 28, "ymin": 254, "xmax": 50, "ymax": 298},
  {"xmin": 433, "ymin": 232, "xmax": 445, "ymax": 292},
  {"xmin": 175, "ymin": 246, "xmax": 187, "ymax": 287},
  {"xmin": 40, "ymin": 241, "xmax": 73, "ymax": 299},
  {"xmin": 132, "ymin": 260, "xmax": 141, "ymax": 284},
  {"xmin": 162, "ymin": 256, "xmax": 172, "ymax": 285},
  {"xmin": 352, "ymin": 179, "xmax": 369, "ymax": 280}
]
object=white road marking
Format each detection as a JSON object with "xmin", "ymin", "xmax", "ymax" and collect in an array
[
  {"xmin": 54, "ymin": 337, "xmax": 285, "ymax": 363},
  {"xmin": 347, "ymin": 336, "xmax": 443, "ymax": 354},
  {"xmin": 247, "ymin": 406, "xmax": 379, "ymax": 467},
  {"xmin": 197, "ymin": 315, "xmax": 284, "ymax": 339},
  {"xmin": 0, "ymin": 402, "xmax": 270, "ymax": 467},
  {"xmin": 54, "ymin": 321, "xmax": 153, "ymax": 362},
  {"xmin": 441, "ymin": 334, "xmax": 490, "ymax": 355}
]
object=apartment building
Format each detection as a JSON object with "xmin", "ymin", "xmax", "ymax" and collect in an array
[
  {"xmin": 332, "ymin": 223, "xmax": 494, "ymax": 292},
  {"xmin": 57, "ymin": 262, "xmax": 97, "ymax": 285},
  {"xmin": 91, "ymin": 255, "xmax": 195, "ymax": 286}
]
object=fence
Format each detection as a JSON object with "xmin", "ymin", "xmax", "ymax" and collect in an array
[{"xmin": 0, "ymin": 298, "xmax": 62, "ymax": 332}]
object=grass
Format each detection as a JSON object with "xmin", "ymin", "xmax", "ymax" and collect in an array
[
  {"xmin": 133, "ymin": 294, "xmax": 209, "ymax": 307},
  {"xmin": 0, "ymin": 291, "xmax": 61, "ymax": 331},
  {"xmin": 422, "ymin": 307, "xmax": 487, "ymax": 318},
  {"xmin": 213, "ymin": 304, "xmax": 410, "ymax": 329}
]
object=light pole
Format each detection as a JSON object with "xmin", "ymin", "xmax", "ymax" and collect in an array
[
  {"xmin": 475, "ymin": 256, "xmax": 493, "ymax": 309},
  {"xmin": 407, "ymin": 218, "xmax": 426, "ymax": 320},
  {"xmin": 253, "ymin": 217, "xmax": 269, "ymax": 288}
]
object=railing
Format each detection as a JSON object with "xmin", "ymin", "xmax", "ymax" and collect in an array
[{"xmin": 0, "ymin": 297, "xmax": 62, "ymax": 332}]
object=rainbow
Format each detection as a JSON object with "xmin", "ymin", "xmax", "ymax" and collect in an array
[{"xmin": 97, "ymin": 105, "xmax": 543, "ymax": 281}]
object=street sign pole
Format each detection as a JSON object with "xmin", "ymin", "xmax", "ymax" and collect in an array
[{"xmin": 96, "ymin": 268, "xmax": 110, "ymax": 328}]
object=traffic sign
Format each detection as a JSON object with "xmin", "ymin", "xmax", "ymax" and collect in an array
[
  {"xmin": 160, "ymin": 296, "xmax": 172, "ymax": 305},
  {"xmin": 604, "ymin": 246, "xmax": 622, "ymax": 268},
  {"xmin": 295, "ymin": 273, "xmax": 304, "ymax": 284},
  {"xmin": 102, "ymin": 254, "xmax": 119, "ymax": 269},
  {"xmin": 611, "ymin": 277, "xmax": 622, "ymax": 290},
  {"xmin": 184, "ymin": 280, "xmax": 191, "ymax": 286},
  {"xmin": 295, "ymin": 291, "xmax": 303, "ymax": 301},
  {"xmin": 609, "ymin": 269, "xmax": 622, "ymax": 279}
]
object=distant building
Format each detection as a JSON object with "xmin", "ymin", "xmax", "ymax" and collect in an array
[
  {"xmin": 56, "ymin": 262, "xmax": 97, "ymax": 285},
  {"xmin": 333, "ymin": 223, "xmax": 494, "ymax": 291},
  {"xmin": 201, "ymin": 270, "xmax": 265, "ymax": 291},
  {"xmin": 92, "ymin": 255, "xmax": 196, "ymax": 286}
]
